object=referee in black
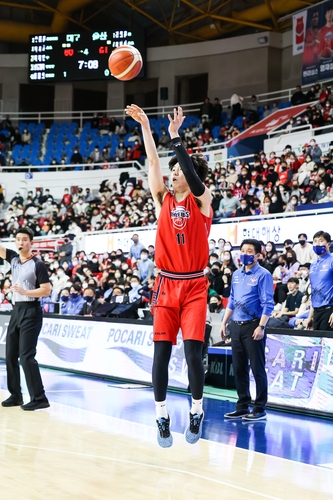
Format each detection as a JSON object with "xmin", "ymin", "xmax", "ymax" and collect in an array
[
  {"xmin": 220, "ymin": 239, "xmax": 274, "ymax": 421},
  {"xmin": 0, "ymin": 227, "xmax": 51, "ymax": 410}
]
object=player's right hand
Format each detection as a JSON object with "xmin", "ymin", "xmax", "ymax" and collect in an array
[{"xmin": 125, "ymin": 104, "xmax": 149, "ymax": 127}]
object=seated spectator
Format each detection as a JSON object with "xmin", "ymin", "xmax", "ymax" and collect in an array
[
  {"xmin": 70, "ymin": 148, "xmax": 83, "ymax": 165},
  {"xmin": 79, "ymin": 287, "xmax": 100, "ymax": 316},
  {"xmin": 10, "ymin": 128, "xmax": 21, "ymax": 149},
  {"xmin": 208, "ymin": 262, "xmax": 224, "ymax": 296},
  {"xmin": 208, "ymin": 294, "xmax": 224, "ymax": 316},
  {"xmin": 59, "ymin": 287, "xmax": 71, "ymax": 314},
  {"xmin": 158, "ymin": 130, "xmax": 171, "ymax": 150},
  {"xmin": 296, "ymin": 154, "xmax": 315, "ymax": 185},
  {"xmin": 293, "ymin": 233, "xmax": 316, "ymax": 264},
  {"xmin": 269, "ymin": 278, "xmax": 303, "ymax": 327},
  {"xmin": 263, "ymin": 104, "xmax": 271, "ymax": 118},
  {"xmin": 306, "ymin": 139, "xmax": 322, "ymax": 164},
  {"xmin": 21, "ymin": 128, "xmax": 31, "ymax": 145},
  {"xmin": 99, "ymin": 113, "xmax": 110, "ymax": 134},
  {"xmin": 265, "ymin": 241, "xmax": 279, "ymax": 269},
  {"xmin": 137, "ymin": 249, "xmax": 154, "ymax": 283},
  {"xmin": 218, "ymin": 189, "xmax": 241, "ymax": 218},
  {"xmin": 128, "ymin": 275, "xmax": 142, "ymax": 303},
  {"xmin": 62, "ymin": 188, "xmax": 72, "ymax": 206},
  {"xmin": 314, "ymin": 181, "xmax": 329, "ymax": 203},
  {"xmin": 91, "ymin": 113, "xmax": 100, "ymax": 129},
  {"xmin": 62, "ymin": 284, "xmax": 85, "ymax": 315},
  {"xmin": 90, "ymin": 145, "xmax": 102, "ymax": 163},
  {"xmin": 235, "ymin": 199, "xmax": 252, "ymax": 217}
]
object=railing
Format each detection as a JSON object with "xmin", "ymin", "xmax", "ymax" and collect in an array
[
  {"xmin": 0, "ymin": 102, "xmax": 202, "ymax": 129},
  {"xmin": 0, "ymin": 159, "xmax": 144, "ymax": 173}
]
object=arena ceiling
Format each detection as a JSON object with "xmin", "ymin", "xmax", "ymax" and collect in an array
[{"xmin": 0, "ymin": 0, "xmax": 324, "ymax": 51}]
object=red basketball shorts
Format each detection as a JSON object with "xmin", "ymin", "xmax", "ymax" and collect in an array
[{"xmin": 151, "ymin": 272, "xmax": 208, "ymax": 345}]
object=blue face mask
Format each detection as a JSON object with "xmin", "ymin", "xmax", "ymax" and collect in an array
[
  {"xmin": 84, "ymin": 296, "xmax": 93, "ymax": 303},
  {"xmin": 313, "ymin": 245, "xmax": 327, "ymax": 256},
  {"xmin": 61, "ymin": 295, "xmax": 69, "ymax": 302},
  {"xmin": 240, "ymin": 254, "xmax": 255, "ymax": 266},
  {"xmin": 70, "ymin": 292, "xmax": 79, "ymax": 299}
]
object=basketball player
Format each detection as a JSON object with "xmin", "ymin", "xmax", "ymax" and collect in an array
[
  {"xmin": 126, "ymin": 104, "xmax": 212, "ymax": 447},
  {"xmin": 0, "ymin": 227, "xmax": 51, "ymax": 410}
]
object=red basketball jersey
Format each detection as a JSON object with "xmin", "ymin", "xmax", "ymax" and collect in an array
[{"xmin": 155, "ymin": 192, "xmax": 212, "ymax": 273}]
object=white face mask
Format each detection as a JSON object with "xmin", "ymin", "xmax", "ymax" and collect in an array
[
  {"xmin": 224, "ymin": 245, "xmax": 231, "ymax": 251},
  {"xmin": 131, "ymin": 282, "xmax": 140, "ymax": 289},
  {"xmin": 209, "ymin": 244, "xmax": 215, "ymax": 250},
  {"xmin": 272, "ymin": 196, "xmax": 277, "ymax": 203},
  {"xmin": 141, "ymin": 254, "xmax": 148, "ymax": 261},
  {"xmin": 320, "ymin": 184, "xmax": 326, "ymax": 190},
  {"xmin": 57, "ymin": 271, "xmax": 64, "ymax": 277},
  {"xmin": 266, "ymin": 245, "xmax": 272, "ymax": 252},
  {"xmin": 291, "ymin": 200, "xmax": 297, "ymax": 205}
]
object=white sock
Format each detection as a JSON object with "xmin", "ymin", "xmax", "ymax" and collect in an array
[
  {"xmin": 191, "ymin": 398, "xmax": 203, "ymax": 415},
  {"xmin": 155, "ymin": 400, "xmax": 168, "ymax": 419}
]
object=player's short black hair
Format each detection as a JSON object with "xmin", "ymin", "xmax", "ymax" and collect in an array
[
  {"xmin": 16, "ymin": 226, "xmax": 34, "ymax": 241},
  {"xmin": 168, "ymin": 153, "xmax": 208, "ymax": 182},
  {"xmin": 298, "ymin": 233, "xmax": 307, "ymax": 239},
  {"xmin": 85, "ymin": 286, "xmax": 96, "ymax": 294},
  {"xmin": 240, "ymin": 239, "xmax": 261, "ymax": 254},
  {"xmin": 313, "ymin": 230, "xmax": 331, "ymax": 242}
]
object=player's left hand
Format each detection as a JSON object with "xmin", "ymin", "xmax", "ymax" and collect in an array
[
  {"xmin": 10, "ymin": 284, "xmax": 25, "ymax": 295},
  {"xmin": 168, "ymin": 107, "xmax": 185, "ymax": 136},
  {"xmin": 252, "ymin": 326, "xmax": 265, "ymax": 340},
  {"xmin": 329, "ymin": 313, "xmax": 333, "ymax": 328}
]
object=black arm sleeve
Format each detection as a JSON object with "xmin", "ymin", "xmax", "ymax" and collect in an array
[{"xmin": 171, "ymin": 137, "xmax": 205, "ymax": 197}]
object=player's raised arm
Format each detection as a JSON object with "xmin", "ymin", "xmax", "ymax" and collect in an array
[
  {"xmin": 168, "ymin": 107, "xmax": 212, "ymax": 215},
  {"xmin": 125, "ymin": 104, "xmax": 167, "ymax": 205}
]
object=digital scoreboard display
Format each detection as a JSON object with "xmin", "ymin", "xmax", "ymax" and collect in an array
[{"xmin": 28, "ymin": 29, "xmax": 145, "ymax": 83}]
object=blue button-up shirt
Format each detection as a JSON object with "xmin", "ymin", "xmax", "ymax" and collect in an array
[
  {"xmin": 309, "ymin": 252, "xmax": 333, "ymax": 308},
  {"xmin": 227, "ymin": 263, "xmax": 274, "ymax": 321}
]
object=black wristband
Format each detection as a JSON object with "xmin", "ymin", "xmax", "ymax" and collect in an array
[{"xmin": 259, "ymin": 325, "xmax": 266, "ymax": 330}]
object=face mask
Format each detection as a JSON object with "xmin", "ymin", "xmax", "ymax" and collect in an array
[
  {"xmin": 226, "ymin": 193, "xmax": 232, "ymax": 198},
  {"xmin": 218, "ymin": 243, "xmax": 224, "ymax": 250},
  {"xmin": 211, "ymin": 268, "xmax": 219, "ymax": 276},
  {"xmin": 265, "ymin": 202, "xmax": 270, "ymax": 207},
  {"xmin": 281, "ymin": 166, "xmax": 287, "ymax": 171},
  {"xmin": 114, "ymin": 260, "xmax": 121, "ymax": 267},
  {"xmin": 240, "ymin": 254, "xmax": 255, "ymax": 266},
  {"xmin": 286, "ymin": 257, "xmax": 293, "ymax": 263},
  {"xmin": 131, "ymin": 282, "xmax": 140, "ymax": 289},
  {"xmin": 141, "ymin": 254, "xmax": 148, "ymax": 261},
  {"xmin": 302, "ymin": 270, "xmax": 309, "ymax": 278},
  {"xmin": 70, "ymin": 292, "xmax": 79, "ymax": 299},
  {"xmin": 291, "ymin": 200, "xmax": 297, "ymax": 205},
  {"xmin": 301, "ymin": 198, "xmax": 306, "ymax": 204},
  {"xmin": 61, "ymin": 295, "xmax": 69, "ymax": 302},
  {"xmin": 209, "ymin": 303, "xmax": 218, "ymax": 312},
  {"xmin": 57, "ymin": 271, "xmax": 64, "ymax": 277},
  {"xmin": 53, "ymin": 263, "xmax": 59, "ymax": 269},
  {"xmin": 236, "ymin": 183, "xmax": 241, "ymax": 188},
  {"xmin": 132, "ymin": 238, "xmax": 139, "ymax": 243},
  {"xmin": 320, "ymin": 184, "xmax": 326, "ymax": 191},
  {"xmin": 266, "ymin": 245, "xmax": 272, "ymax": 252},
  {"xmin": 84, "ymin": 296, "xmax": 93, "ymax": 303},
  {"xmin": 209, "ymin": 244, "xmax": 215, "ymax": 250},
  {"xmin": 272, "ymin": 196, "xmax": 277, "ymax": 203},
  {"xmin": 299, "ymin": 239, "xmax": 306, "ymax": 246},
  {"xmin": 285, "ymin": 246, "xmax": 292, "ymax": 252},
  {"xmin": 92, "ymin": 258, "xmax": 98, "ymax": 263},
  {"xmin": 224, "ymin": 245, "xmax": 231, "ymax": 251},
  {"xmin": 313, "ymin": 245, "xmax": 327, "ymax": 255}
]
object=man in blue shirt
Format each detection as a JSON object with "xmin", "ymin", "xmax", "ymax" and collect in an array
[
  {"xmin": 220, "ymin": 238, "xmax": 274, "ymax": 421},
  {"xmin": 304, "ymin": 230, "xmax": 333, "ymax": 331},
  {"xmin": 129, "ymin": 234, "xmax": 145, "ymax": 261}
]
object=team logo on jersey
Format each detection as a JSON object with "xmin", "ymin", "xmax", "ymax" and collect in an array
[
  {"xmin": 171, "ymin": 206, "xmax": 190, "ymax": 229},
  {"xmin": 249, "ymin": 277, "xmax": 258, "ymax": 283}
]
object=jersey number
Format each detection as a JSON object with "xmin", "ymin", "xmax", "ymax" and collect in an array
[{"xmin": 176, "ymin": 232, "xmax": 185, "ymax": 245}]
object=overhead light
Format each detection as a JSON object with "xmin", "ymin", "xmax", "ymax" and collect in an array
[
  {"xmin": 210, "ymin": 24, "xmax": 216, "ymax": 29},
  {"xmin": 257, "ymin": 36, "xmax": 268, "ymax": 45}
]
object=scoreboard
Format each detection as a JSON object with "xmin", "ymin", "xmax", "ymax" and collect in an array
[{"xmin": 28, "ymin": 29, "xmax": 145, "ymax": 83}]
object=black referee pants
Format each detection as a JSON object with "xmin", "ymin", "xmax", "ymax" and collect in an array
[
  {"xmin": 230, "ymin": 319, "xmax": 267, "ymax": 413},
  {"xmin": 313, "ymin": 306, "xmax": 333, "ymax": 331},
  {"xmin": 6, "ymin": 302, "xmax": 46, "ymax": 401}
]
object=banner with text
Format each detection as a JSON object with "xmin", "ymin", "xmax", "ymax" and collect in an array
[{"xmin": 0, "ymin": 314, "xmax": 189, "ymax": 390}]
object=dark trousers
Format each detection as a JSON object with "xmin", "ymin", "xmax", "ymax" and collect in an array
[
  {"xmin": 6, "ymin": 303, "xmax": 46, "ymax": 401},
  {"xmin": 313, "ymin": 307, "xmax": 333, "ymax": 331},
  {"xmin": 230, "ymin": 319, "xmax": 267, "ymax": 413}
]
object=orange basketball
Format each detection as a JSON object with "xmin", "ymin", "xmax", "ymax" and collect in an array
[{"xmin": 108, "ymin": 45, "xmax": 143, "ymax": 81}]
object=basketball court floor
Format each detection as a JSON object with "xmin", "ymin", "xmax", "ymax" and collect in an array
[{"xmin": 0, "ymin": 361, "xmax": 332, "ymax": 499}]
